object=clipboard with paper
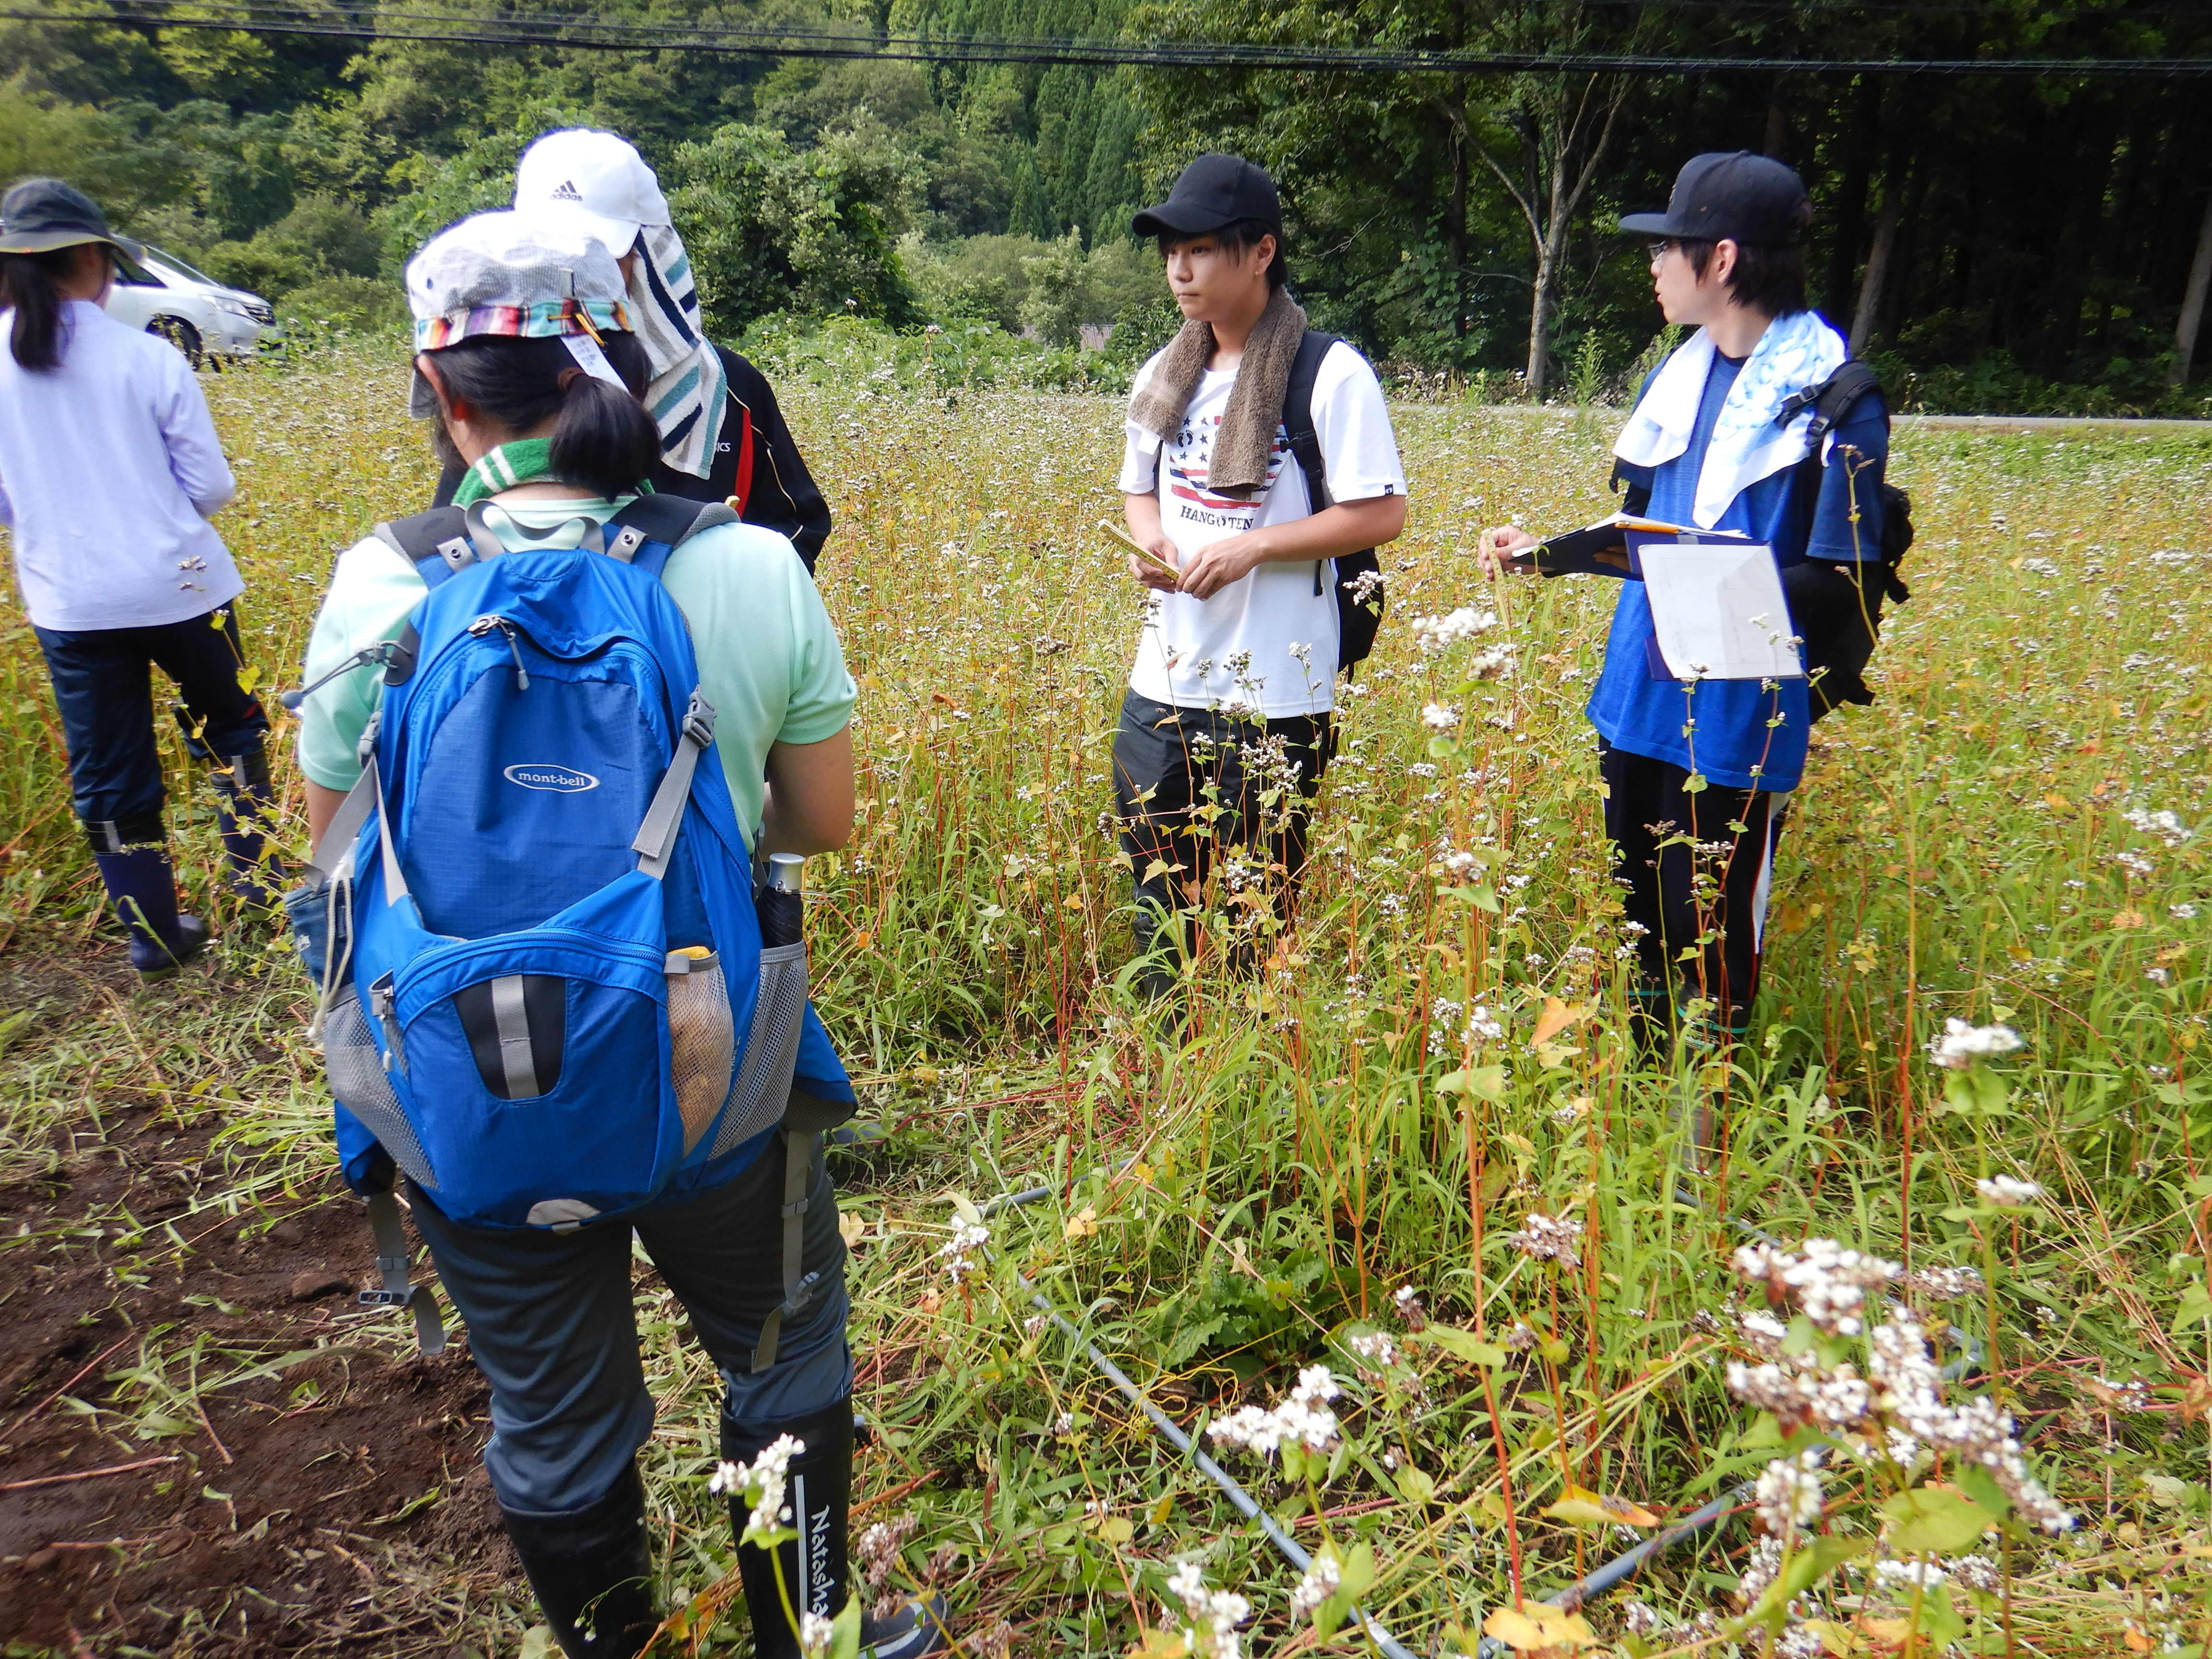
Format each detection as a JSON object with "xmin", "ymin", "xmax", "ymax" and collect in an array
[{"xmin": 1625, "ymin": 529, "xmax": 1803, "ymax": 682}]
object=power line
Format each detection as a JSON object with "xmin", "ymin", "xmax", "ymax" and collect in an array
[{"xmin": 11, "ymin": 0, "xmax": 2212, "ymax": 75}]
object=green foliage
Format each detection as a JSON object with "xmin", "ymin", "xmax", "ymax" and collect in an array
[
  {"xmin": 667, "ymin": 122, "xmax": 921, "ymax": 336},
  {"xmin": 200, "ymin": 194, "xmax": 382, "ymax": 303}
]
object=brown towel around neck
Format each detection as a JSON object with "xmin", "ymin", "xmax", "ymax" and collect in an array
[{"xmin": 1127, "ymin": 287, "xmax": 1308, "ymax": 499}]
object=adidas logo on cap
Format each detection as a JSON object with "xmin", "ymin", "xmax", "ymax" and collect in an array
[{"xmin": 550, "ymin": 180, "xmax": 584, "ymax": 202}]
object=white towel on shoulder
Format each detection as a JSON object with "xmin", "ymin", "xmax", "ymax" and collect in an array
[{"xmin": 1612, "ymin": 309, "xmax": 1846, "ymax": 528}]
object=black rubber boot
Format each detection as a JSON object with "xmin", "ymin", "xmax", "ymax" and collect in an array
[
  {"xmin": 500, "ymin": 1462, "xmax": 660, "ymax": 1659},
  {"xmin": 93, "ymin": 847, "xmax": 209, "ymax": 978},
  {"xmin": 724, "ymin": 1400, "xmax": 948, "ymax": 1659},
  {"xmin": 209, "ymin": 744, "xmax": 282, "ymax": 906}
]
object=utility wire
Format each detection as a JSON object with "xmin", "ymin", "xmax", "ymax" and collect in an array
[{"xmin": 11, "ymin": 1, "xmax": 2212, "ymax": 75}]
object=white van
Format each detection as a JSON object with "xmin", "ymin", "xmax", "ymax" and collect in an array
[{"xmin": 103, "ymin": 244, "xmax": 275, "ymax": 365}]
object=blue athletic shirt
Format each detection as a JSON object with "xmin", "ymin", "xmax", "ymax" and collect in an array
[{"xmin": 1585, "ymin": 345, "xmax": 1888, "ymax": 794}]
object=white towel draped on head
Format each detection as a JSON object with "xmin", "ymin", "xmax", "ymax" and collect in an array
[
  {"xmin": 1612, "ymin": 309, "xmax": 1846, "ymax": 528},
  {"xmin": 629, "ymin": 222, "xmax": 727, "ymax": 481}
]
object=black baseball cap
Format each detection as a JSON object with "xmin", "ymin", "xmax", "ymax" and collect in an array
[
  {"xmin": 0, "ymin": 178, "xmax": 143, "ymax": 259},
  {"xmin": 1131, "ymin": 154, "xmax": 1282, "ymax": 240},
  {"xmin": 1618, "ymin": 152, "xmax": 1809, "ymax": 247}
]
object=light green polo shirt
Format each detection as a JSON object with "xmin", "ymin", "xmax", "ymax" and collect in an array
[{"xmin": 295, "ymin": 497, "xmax": 854, "ymax": 840}]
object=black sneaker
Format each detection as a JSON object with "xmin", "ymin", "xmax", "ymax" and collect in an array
[{"xmin": 864, "ymin": 1593, "xmax": 951, "ymax": 1658}]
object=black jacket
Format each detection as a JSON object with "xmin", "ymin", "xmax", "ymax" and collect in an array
[{"xmin": 433, "ymin": 345, "xmax": 833, "ymax": 572}]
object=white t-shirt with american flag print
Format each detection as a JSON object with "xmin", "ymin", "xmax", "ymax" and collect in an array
[{"xmin": 1118, "ymin": 339, "xmax": 1404, "ymax": 717}]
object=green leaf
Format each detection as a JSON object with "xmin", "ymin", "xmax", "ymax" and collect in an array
[
  {"xmin": 1955, "ymin": 1462, "xmax": 2013, "ymax": 1519},
  {"xmin": 2174, "ymin": 1281, "xmax": 2212, "ymax": 1333},
  {"xmin": 1743, "ymin": 1536, "xmax": 1866, "ymax": 1627},
  {"xmin": 828, "ymin": 1595, "xmax": 864, "ymax": 1659},
  {"xmin": 1427, "ymin": 735, "xmax": 1460, "ymax": 759},
  {"xmin": 1419, "ymin": 1326, "xmax": 1506, "ymax": 1368},
  {"xmin": 1395, "ymin": 1466, "xmax": 1439, "ymax": 1504},
  {"xmin": 1740, "ymin": 1413, "xmax": 1784, "ymax": 1450},
  {"xmin": 1314, "ymin": 1541, "xmax": 1377, "ymax": 1640},
  {"xmin": 1881, "ymin": 1486, "xmax": 1998, "ymax": 1552},
  {"xmin": 1435, "ymin": 1064, "xmax": 1506, "ymax": 1101},
  {"xmin": 1918, "ymin": 1583, "xmax": 1967, "ymax": 1648}
]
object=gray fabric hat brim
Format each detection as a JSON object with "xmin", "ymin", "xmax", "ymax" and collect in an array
[{"xmin": 0, "ymin": 228, "xmax": 144, "ymax": 261}]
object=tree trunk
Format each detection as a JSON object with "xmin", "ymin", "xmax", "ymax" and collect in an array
[
  {"xmin": 1527, "ymin": 225, "xmax": 1565, "ymax": 396},
  {"xmin": 1449, "ymin": 100, "xmax": 1469, "ymax": 340},
  {"xmin": 1763, "ymin": 78, "xmax": 1789, "ymax": 159},
  {"xmin": 1850, "ymin": 180, "xmax": 1903, "ymax": 356},
  {"xmin": 1823, "ymin": 80, "xmax": 1880, "ymax": 322},
  {"xmin": 2171, "ymin": 179, "xmax": 2212, "ymax": 387}
]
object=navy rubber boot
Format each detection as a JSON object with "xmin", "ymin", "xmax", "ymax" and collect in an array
[
  {"xmin": 93, "ymin": 847, "xmax": 209, "ymax": 978},
  {"xmin": 725, "ymin": 1400, "xmax": 949, "ymax": 1659},
  {"xmin": 500, "ymin": 1463, "xmax": 660, "ymax": 1659},
  {"xmin": 209, "ymin": 745, "xmax": 282, "ymax": 907}
]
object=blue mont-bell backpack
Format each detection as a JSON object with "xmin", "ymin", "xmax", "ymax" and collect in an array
[{"xmin": 287, "ymin": 494, "xmax": 853, "ymax": 1361}]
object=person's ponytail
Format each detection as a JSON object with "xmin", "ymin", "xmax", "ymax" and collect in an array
[
  {"xmin": 549, "ymin": 366, "xmax": 661, "ymax": 500},
  {"xmin": 425, "ymin": 331, "xmax": 662, "ymax": 497},
  {"xmin": 1, "ymin": 246, "xmax": 83, "ymax": 372}
]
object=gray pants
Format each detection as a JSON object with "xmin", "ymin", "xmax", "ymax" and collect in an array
[{"xmin": 409, "ymin": 1130, "xmax": 853, "ymax": 1515}]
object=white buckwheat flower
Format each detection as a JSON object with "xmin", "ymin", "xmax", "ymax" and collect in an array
[
  {"xmin": 1412, "ymin": 606, "xmax": 1498, "ymax": 653},
  {"xmin": 1507, "ymin": 1209, "xmax": 1581, "ymax": 1267},
  {"xmin": 799, "ymin": 1610, "xmax": 836, "ymax": 1655},
  {"xmin": 1288, "ymin": 1551, "xmax": 1342, "ymax": 1618},
  {"xmin": 1927, "ymin": 1019, "xmax": 2025, "ymax": 1069},
  {"xmin": 1420, "ymin": 701, "xmax": 1460, "ymax": 730},
  {"xmin": 1207, "ymin": 1367, "xmax": 1342, "ymax": 1461},
  {"xmin": 711, "ymin": 1432, "xmax": 804, "ymax": 1542},
  {"xmin": 1733, "ymin": 1238, "xmax": 1900, "ymax": 1336},
  {"xmin": 1165, "ymin": 1560, "xmax": 1252, "ymax": 1659},
  {"xmin": 1975, "ymin": 1176, "xmax": 2044, "ymax": 1209},
  {"xmin": 936, "ymin": 1218, "xmax": 991, "ymax": 1282},
  {"xmin": 1754, "ymin": 1449, "xmax": 1826, "ymax": 1539}
]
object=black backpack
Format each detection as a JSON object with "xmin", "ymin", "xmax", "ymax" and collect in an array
[
  {"xmin": 1282, "ymin": 330, "xmax": 1384, "ymax": 676},
  {"xmin": 1774, "ymin": 361, "xmax": 1915, "ymax": 720}
]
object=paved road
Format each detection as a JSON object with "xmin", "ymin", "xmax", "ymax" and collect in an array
[
  {"xmin": 1456, "ymin": 402, "xmax": 2209, "ymax": 433},
  {"xmin": 1902, "ymin": 412, "xmax": 2211, "ymax": 433}
]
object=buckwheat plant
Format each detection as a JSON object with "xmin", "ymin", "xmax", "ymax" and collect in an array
[
  {"xmin": 1719, "ymin": 1231, "xmax": 2072, "ymax": 1650},
  {"xmin": 1162, "ymin": 1560, "xmax": 1251, "ymax": 1659}
]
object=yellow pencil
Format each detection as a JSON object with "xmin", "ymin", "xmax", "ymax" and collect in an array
[{"xmin": 1097, "ymin": 517, "xmax": 1181, "ymax": 579}]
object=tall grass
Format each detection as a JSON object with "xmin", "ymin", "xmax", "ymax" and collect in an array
[{"xmin": 2, "ymin": 348, "xmax": 2208, "ymax": 1655}]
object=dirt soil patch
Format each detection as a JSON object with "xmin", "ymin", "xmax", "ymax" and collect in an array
[{"xmin": 0, "ymin": 944, "xmax": 510, "ymax": 1657}]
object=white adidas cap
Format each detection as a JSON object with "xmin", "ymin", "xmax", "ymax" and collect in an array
[{"xmin": 514, "ymin": 128, "xmax": 670, "ymax": 256}]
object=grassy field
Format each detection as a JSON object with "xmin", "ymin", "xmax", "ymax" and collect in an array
[{"xmin": 2, "ymin": 347, "xmax": 2210, "ymax": 1657}]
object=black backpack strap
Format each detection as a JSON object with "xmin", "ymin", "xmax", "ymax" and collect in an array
[
  {"xmin": 1281, "ymin": 331, "xmax": 1385, "ymax": 675},
  {"xmin": 1283, "ymin": 329, "xmax": 1334, "ymax": 515},
  {"xmin": 1775, "ymin": 360, "xmax": 1883, "ymax": 444},
  {"xmin": 606, "ymin": 492, "xmax": 740, "ymax": 577},
  {"xmin": 372, "ymin": 506, "xmax": 476, "ymax": 590}
]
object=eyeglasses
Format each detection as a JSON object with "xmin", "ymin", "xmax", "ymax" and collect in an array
[{"xmin": 1645, "ymin": 240, "xmax": 1676, "ymax": 262}]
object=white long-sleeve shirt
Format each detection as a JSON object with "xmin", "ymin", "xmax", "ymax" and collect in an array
[{"xmin": 0, "ymin": 300, "xmax": 243, "ymax": 631}]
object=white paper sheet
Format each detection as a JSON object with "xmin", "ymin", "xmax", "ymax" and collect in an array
[{"xmin": 1636, "ymin": 540, "xmax": 1803, "ymax": 682}]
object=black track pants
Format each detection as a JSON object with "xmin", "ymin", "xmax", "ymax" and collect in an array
[
  {"xmin": 1110, "ymin": 690, "xmax": 1332, "ymax": 967},
  {"xmin": 1599, "ymin": 740, "xmax": 1789, "ymax": 1025}
]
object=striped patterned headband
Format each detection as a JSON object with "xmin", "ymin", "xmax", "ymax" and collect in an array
[{"xmin": 413, "ymin": 297, "xmax": 631, "ymax": 352}]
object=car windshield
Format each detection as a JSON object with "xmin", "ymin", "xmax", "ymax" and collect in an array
[{"xmin": 142, "ymin": 245, "xmax": 221, "ymax": 287}]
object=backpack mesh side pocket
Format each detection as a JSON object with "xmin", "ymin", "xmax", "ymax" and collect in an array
[
  {"xmin": 667, "ymin": 950, "xmax": 734, "ymax": 1152},
  {"xmin": 709, "ymin": 941, "xmax": 807, "ymax": 1157},
  {"xmin": 324, "ymin": 986, "xmax": 438, "ymax": 1190}
]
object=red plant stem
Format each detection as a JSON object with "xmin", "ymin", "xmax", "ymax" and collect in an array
[{"xmin": 1479, "ymin": 1366, "xmax": 1525, "ymax": 1605}]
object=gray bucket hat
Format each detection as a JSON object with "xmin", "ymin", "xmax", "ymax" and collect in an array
[{"xmin": 0, "ymin": 178, "xmax": 144, "ymax": 260}]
